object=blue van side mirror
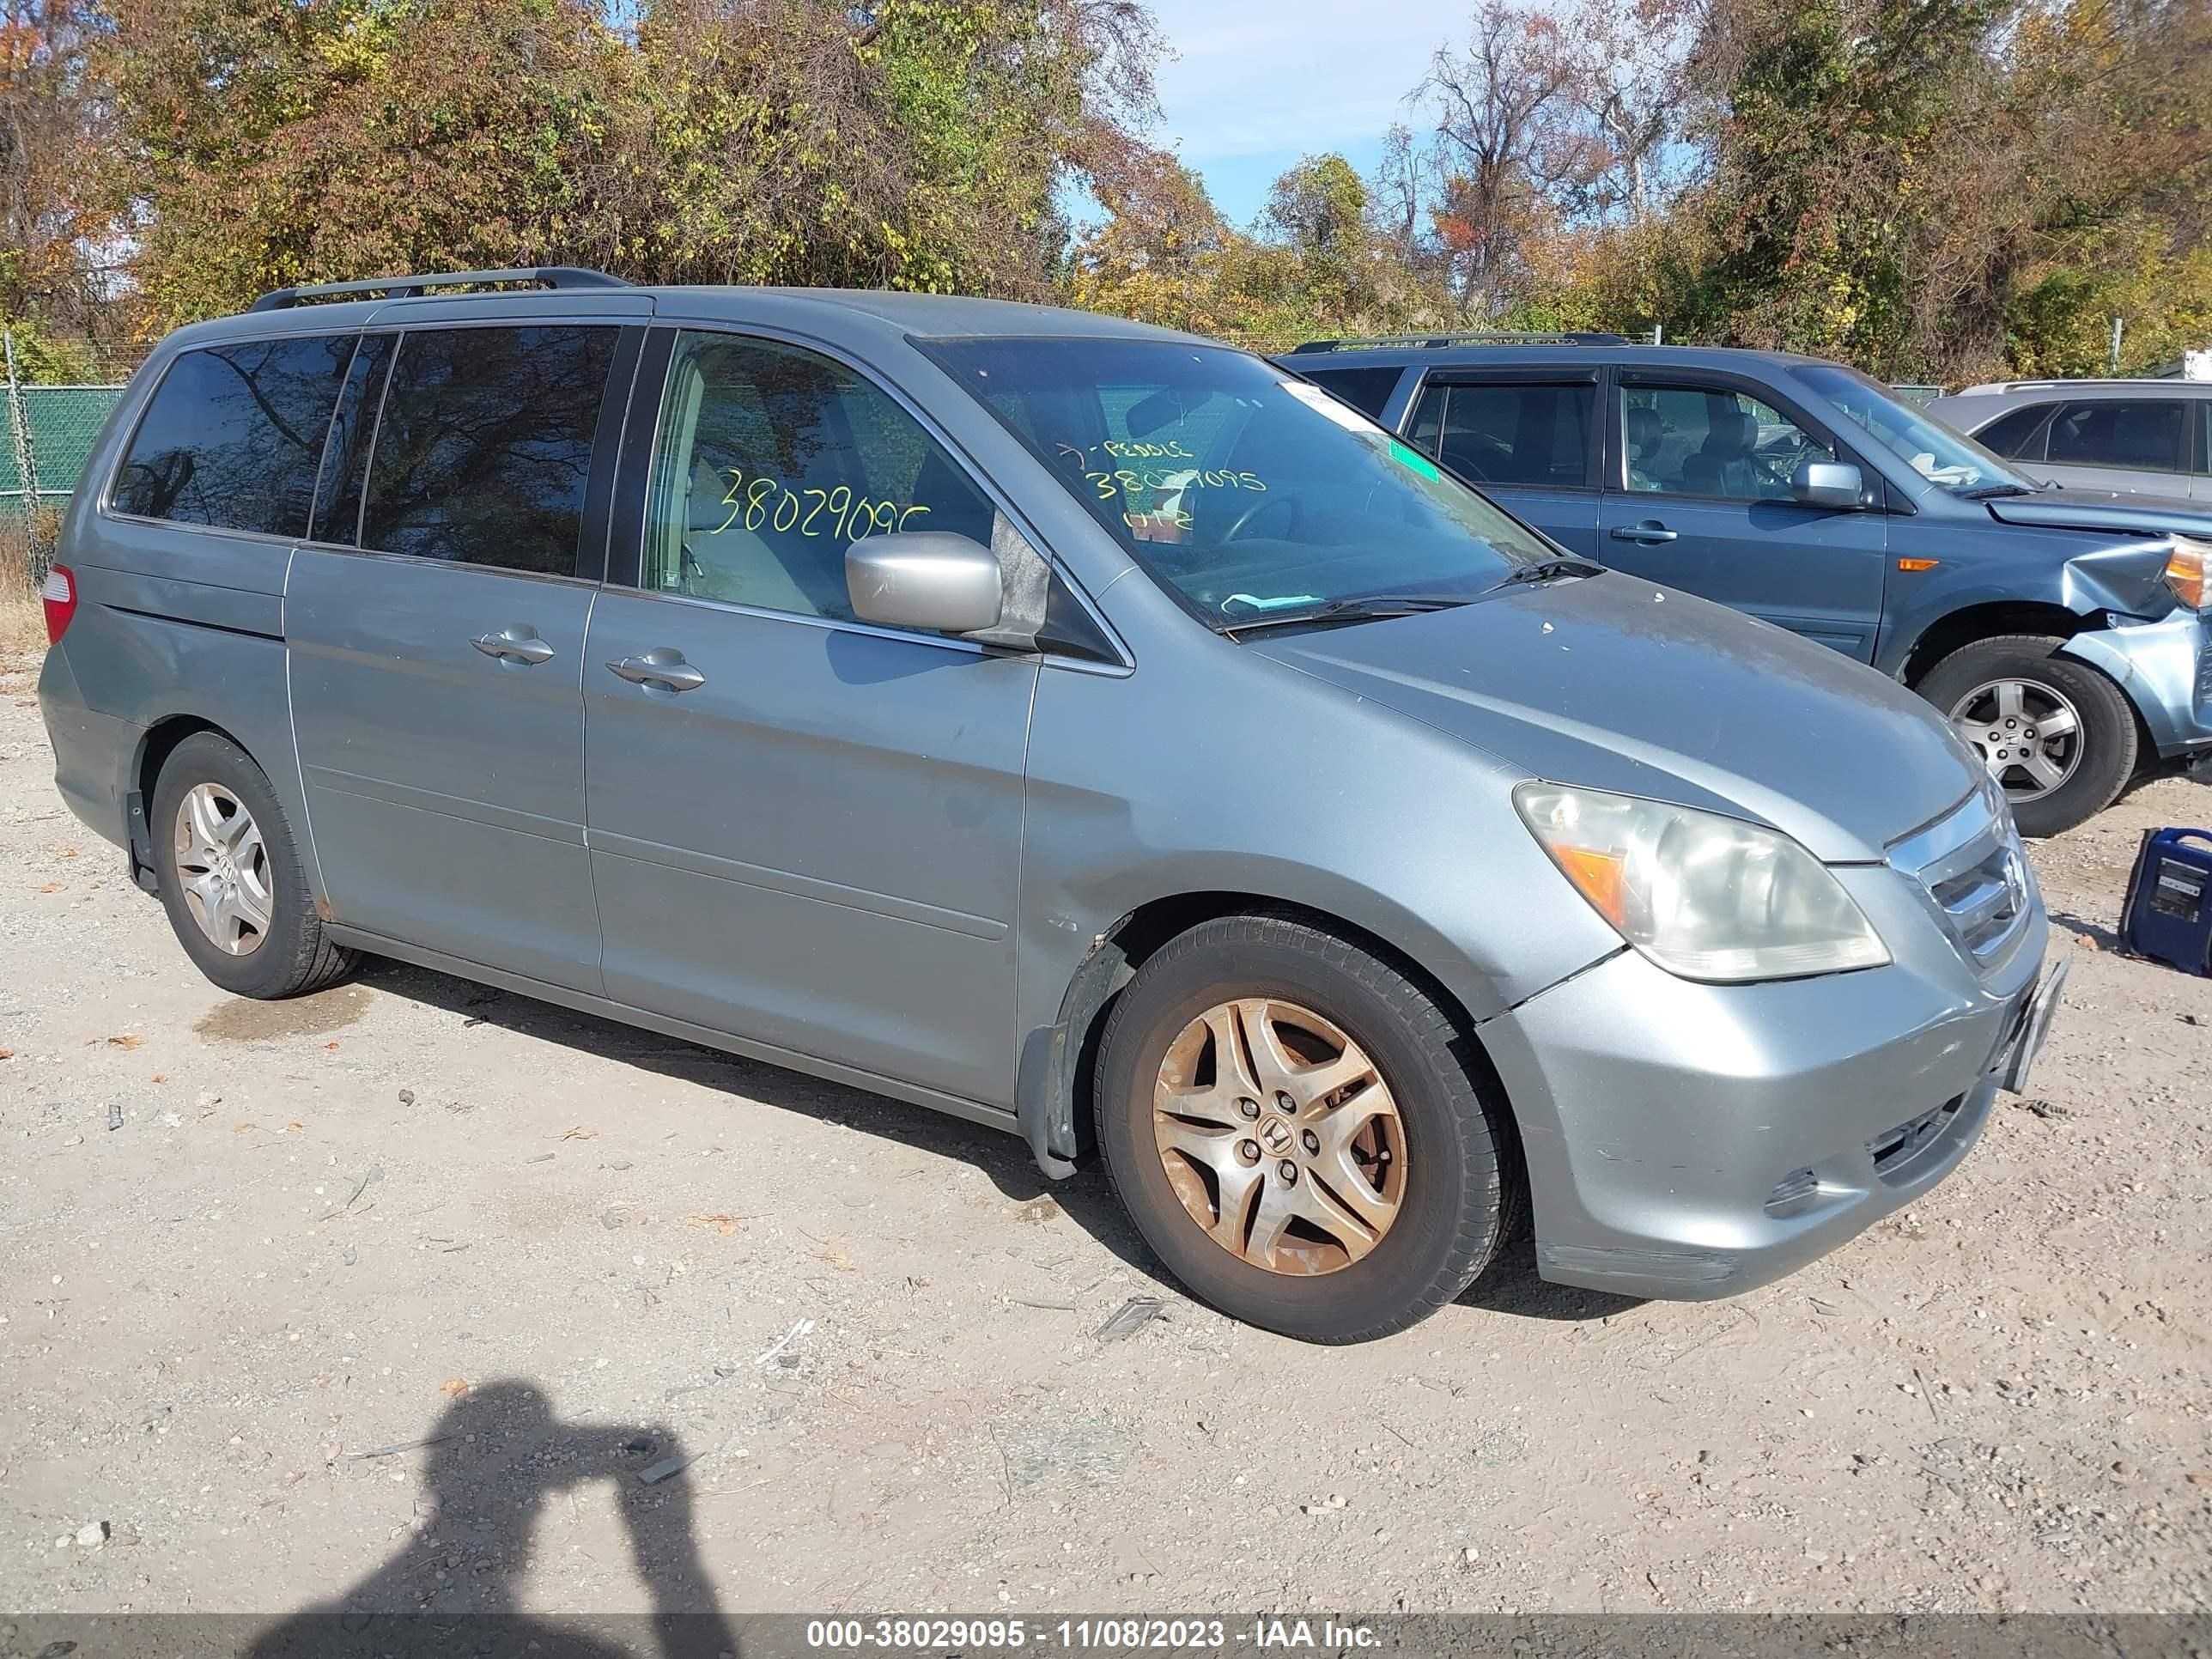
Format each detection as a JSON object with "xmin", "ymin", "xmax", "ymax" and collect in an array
[{"xmin": 1793, "ymin": 459, "xmax": 1865, "ymax": 510}]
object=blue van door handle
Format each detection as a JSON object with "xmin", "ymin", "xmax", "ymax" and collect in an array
[
  {"xmin": 472, "ymin": 629, "xmax": 555, "ymax": 665},
  {"xmin": 1612, "ymin": 521, "xmax": 1678, "ymax": 544},
  {"xmin": 608, "ymin": 653, "xmax": 707, "ymax": 693}
]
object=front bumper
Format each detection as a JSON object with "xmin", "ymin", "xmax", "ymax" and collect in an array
[
  {"xmin": 1480, "ymin": 868, "xmax": 2050, "ymax": 1301},
  {"xmin": 2060, "ymin": 609, "xmax": 2212, "ymax": 758}
]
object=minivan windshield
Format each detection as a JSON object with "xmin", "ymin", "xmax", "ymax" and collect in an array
[
  {"xmin": 921, "ymin": 337, "xmax": 1558, "ymax": 625},
  {"xmin": 1794, "ymin": 364, "xmax": 2038, "ymax": 495}
]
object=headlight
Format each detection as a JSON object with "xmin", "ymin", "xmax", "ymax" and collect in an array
[
  {"xmin": 1514, "ymin": 782, "xmax": 1891, "ymax": 982},
  {"xmin": 2165, "ymin": 534, "xmax": 2207, "ymax": 611}
]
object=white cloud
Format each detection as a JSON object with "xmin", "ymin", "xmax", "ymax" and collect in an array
[{"xmin": 1152, "ymin": 1, "xmax": 1453, "ymax": 161}]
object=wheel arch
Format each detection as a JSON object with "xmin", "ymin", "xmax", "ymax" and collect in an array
[
  {"xmin": 1015, "ymin": 890, "xmax": 1524, "ymax": 1194},
  {"xmin": 1896, "ymin": 600, "xmax": 2094, "ymax": 689},
  {"xmin": 126, "ymin": 715, "xmax": 241, "ymax": 892}
]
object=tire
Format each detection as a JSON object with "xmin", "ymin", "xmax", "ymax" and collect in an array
[
  {"xmin": 149, "ymin": 731, "xmax": 355, "ymax": 999},
  {"xmin": 1918, "ymin": 634, "xmax": 2138, "ymax": 838},
  {"xmin": 1093, "ymin": 914, "xmax": 1516, "ymax": 1343}
]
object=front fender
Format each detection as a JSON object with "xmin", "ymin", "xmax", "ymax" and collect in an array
[
  {"xmin": 1007, "ymin": 637, "xmax": 1626, "ymax": 1176},
  {"xmin": 2060, "ymin": 538, "xmax": 2187, "ymax": 619}
]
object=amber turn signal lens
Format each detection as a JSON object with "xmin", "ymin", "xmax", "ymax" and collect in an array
[
  {"xmin": 1897, "ymin": 557, "xmax": 1940, "ymax": 573},
  {"xmin": 2164, "ymin": 537, "xmax": 2207, "ymax": 610},
  {"xmin": 1555, "ymin": 845, "xmax": 1628, "ymax": 928}
]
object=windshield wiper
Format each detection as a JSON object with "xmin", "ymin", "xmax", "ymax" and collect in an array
[
  {"xmin": 1488, "ymin": 556, "xmax": 1601, "ymax": 591},
  {"xmin": 1959, "ymin": 483, "xmax": 2037, "ymax": 500},
  {"xmin": 1218, "ymin": 592, "xmax": 1472, "ymax": 636}
]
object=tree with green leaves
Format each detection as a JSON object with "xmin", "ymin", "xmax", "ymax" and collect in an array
[{"xmin": 96, "ymin": 0, "xmax": 1164, "ymax": 331}]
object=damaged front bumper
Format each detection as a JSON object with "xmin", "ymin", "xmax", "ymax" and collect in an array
[{"xmin": 2061, "ymin": 609, "xmax": 2212, "ymax": 759}]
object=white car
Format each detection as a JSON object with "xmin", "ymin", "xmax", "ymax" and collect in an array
[{"xmin": 1929, "ymin": 380, "xmax": 2212, "ymax": 498}]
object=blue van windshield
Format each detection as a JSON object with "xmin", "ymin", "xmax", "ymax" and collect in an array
[
  {"xmin": 921, "ymin": 338, "xmax": 1555, "ymax": 622},
  {"xmin": 1796, "ymin": 364, "xmax": 2036, "ymax": 495}
]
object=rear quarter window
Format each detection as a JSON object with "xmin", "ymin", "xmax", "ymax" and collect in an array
[
  {"xmin": 1297, "ymin": 366, "xmax": 1404, "ymax": 421},
  {"xmin": 1968, "ymin": 403, "xmax": 2053, "ymax": 460},
  {"xmin": 110, "ymin": 335, "xmax": 359, "ymax": 537}
]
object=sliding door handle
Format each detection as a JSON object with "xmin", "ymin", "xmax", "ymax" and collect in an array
[
  {"xmin": 607, "ymin": 653, "xmax": 707, "ymax": 693},
  {"xmin": 472, "ymin": 629, "xmax": 555, "ymax": 665}
]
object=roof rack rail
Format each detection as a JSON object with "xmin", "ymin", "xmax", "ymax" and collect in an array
[
  {"xmin": 1961, "ymin": 377, "xmax": 2194, "ymax": 394},
  {"xmin": 1289, "ymin": 331, "xmax": 1632, "ymax": 353},
  {"xmin": 246, "ymin": 266, "xmax": 633, "ymax": 314}
]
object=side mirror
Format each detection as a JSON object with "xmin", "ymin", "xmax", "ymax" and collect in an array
[
  {"xmin": 1792, "ymin": 459, "xmax": 1865, "ymax": 510},
  {"xmin": 845, "ymin": 531, "xmax": 1004, "ymax": 635}
]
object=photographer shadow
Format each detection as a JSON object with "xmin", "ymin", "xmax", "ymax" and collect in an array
[{"xmin": 249, "ymin": 1381, "xmax": 740, "ymax": 1659}]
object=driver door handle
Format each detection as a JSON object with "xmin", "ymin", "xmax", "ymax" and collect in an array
[
  {"xmin": 471, "ymin": 629, "xmax": 556, "ymax": 665},
  {"xmin": 607, "ymin": 653, "xmax": 707, "ymax": 693},
  {"xmin": 1611, "ymin": 521, "xmax": 1678, "ymax": 544}
]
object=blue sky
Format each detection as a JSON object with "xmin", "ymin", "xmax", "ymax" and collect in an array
[{"xmin": 1148, "ymin": 3, "xmax": 1453, "ymax": 228}]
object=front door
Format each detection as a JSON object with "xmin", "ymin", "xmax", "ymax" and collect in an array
[
  {"xmin": 1598, "ymin": 376, "xmax": 1889, "ymax": 660},
  {"xmin": 582, "ymin": 327, "xmax": 1037, "ymax": 1106},
  {"xmin": 286, "ymin": 320, "xmax": 629, "ymax": 993}
]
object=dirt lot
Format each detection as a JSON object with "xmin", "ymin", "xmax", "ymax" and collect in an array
[{"xmin": 1, "ymin": 646, "xmax": 2208, "ymax": 1626}]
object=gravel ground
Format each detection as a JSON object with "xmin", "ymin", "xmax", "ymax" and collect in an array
[{"xmin": 1, "ymin": 647, "xmax": 2208, "ymax": 1625}]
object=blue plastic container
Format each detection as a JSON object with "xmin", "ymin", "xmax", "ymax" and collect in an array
[{"xmin": 2120, "ymin": 828, "xmax": 2212, "ymax": 976}]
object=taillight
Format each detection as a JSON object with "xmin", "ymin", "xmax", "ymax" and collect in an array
[{"xmin": 40, "ymin": 563, "xmax": 77, "ymax": 643}]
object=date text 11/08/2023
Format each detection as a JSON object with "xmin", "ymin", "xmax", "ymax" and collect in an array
[{"xmin": 802, "ymin": 1616, "xmax": 1381, "ymax": 1651}]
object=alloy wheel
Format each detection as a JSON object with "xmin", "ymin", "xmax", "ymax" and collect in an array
[
  {"xmin": 1152, "ymin": 998, "xmax": 1405, "ymax": 1276},
  {"xmin": 1948, "ymin": 678, "xmax": 2084, "ymax": 805},
  {"xmin": 173, "ymin": 782, "xmax": 273, "ymax": 957}
]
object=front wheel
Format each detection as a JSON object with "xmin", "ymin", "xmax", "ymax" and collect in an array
[
  {"xmin": 1093, "ymin": 915, "xmax": 1518, "ymax": 1343},
  {"xmin": 1919, "ymin": 634, "xmax": 2138, "ymax": 837}
]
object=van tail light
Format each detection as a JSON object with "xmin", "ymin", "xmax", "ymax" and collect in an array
[{"xmin": 40, "ymin": 563, "xmax": 78, "ymax": 643}]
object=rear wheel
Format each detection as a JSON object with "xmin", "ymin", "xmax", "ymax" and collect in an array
[
  {"xmin": 150, "ymin": 732, "xmax": 355, "ymax": 999},
  {"xmin": 1919, "ymin": 634, "xmax": 2137, "ymax": 837},
  {"xmin": 1093, "ymin": 915, "xmax": 1516, "ymax": 1343}
]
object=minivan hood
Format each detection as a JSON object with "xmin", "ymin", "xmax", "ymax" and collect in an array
[
  {"xmin": 1249, "ymin": 571, "xmax": 1981, "ymax": 863},
  {"xmin": 1984, "ymin": 488, "xmax": 2212, "ymax": 539}
]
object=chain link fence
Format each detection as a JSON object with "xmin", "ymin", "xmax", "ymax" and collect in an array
[{"xmin": 3, "ymin": 331, "xmax": 138, "ymax": 588}]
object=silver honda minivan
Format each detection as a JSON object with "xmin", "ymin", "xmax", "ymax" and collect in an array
[{"xmin": 37, "ymin": 270, "xmax": 2061, "ymax": 1341}]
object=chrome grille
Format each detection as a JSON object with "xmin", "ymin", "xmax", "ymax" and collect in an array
[
  {"xmin": 1929, "ymin": 842, "xmax": 2029, "ymax": 957},
  {"xmin": 1889, "ymin": 781, "xmax": 2033, "ymax": 972}
]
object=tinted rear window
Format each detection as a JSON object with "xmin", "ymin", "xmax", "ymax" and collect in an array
[
  {"xmin": 1299, "ymin": 366, "xmax": 1403, "ymax": 421},
  {"xmin": 362, "ymin": 325, "xmax": 617, "ymax": 575},
  {"xmin": 112, "ymin": 335, "xmax": 357, "ymax": 536}
]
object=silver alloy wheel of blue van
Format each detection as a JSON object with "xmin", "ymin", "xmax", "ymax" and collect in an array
[
  {"xmin": 173, "ymin": 782, "xmax": 273, "ymax": 957},
  {"xmin": 1948, "ymin": 678, "xmax": 2085, "ymax": 805}
]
